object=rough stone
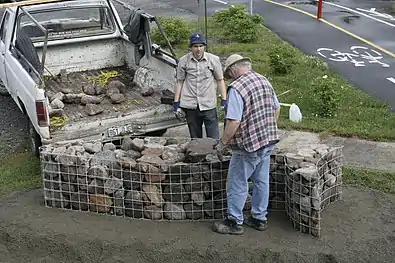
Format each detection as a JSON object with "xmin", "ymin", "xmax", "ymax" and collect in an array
[
  {"xmin": 191, "ymin": 192, "xmax": 204, "ymax": 206},
  {"xmin": 141, "ymin": 86, "xmax": 154, "ymax": 96},
  {"xmin": 131, "ymin": 138, "xmax": 145, "ymax": 152},
  {"xmin": 106, "ymin": 86, "xmax": 120, "ymax": 97},
  {"xmin": 137, "ymin": 154, "xmax": 164, "ymax": 166},
  {"xmin": 88, "ymin": 179, "xmax": 104, "ymax": 194},
  {"xmin": 86, "ymin": 104, "xmax": 104, "ymax": 116},
  {"xmin": 80, "ymin": 95, "xmax": 103, "ymax": 105},
  {"xmin": 103, "ymin": 142, "xmax": 116, "ymax": 151},
  {"xmin": 118, "ymin": 156, "xmax": 137, "ymax": 169},
  {"xmin": 108, "ymin": 80, "xmax": 127, "ymax": 94},
  {"xmin": 87, "ymin": 165, "xmax": 108, "ymax": 179},
  {"xmin": 324, "ymin": 173, "xmax": 336, "ymax": 187},
  {"xmin": 63, "ymin": 93, "xmax": 84, "ymax": 104},
  {"xmin": 104, "ymin": 177, "xmax": 123, "ymax": 194},
  {"xmin": 292, "ymin": 166, "xmax": 318, "ymax": 183},
  {"xmin": 52, "ymin": 92, "xmax": 64, "ymax": 101},
  {"xmin": 184, "ymin": 203, "xmax": 203, "ymax": 219},
  {"xmin": 51, "ymin": 98, "xmax": 64, "ymax": 109},
  {"xmin": 165, "ymin": 138, "xmax": 179, "ymax": 145},
  {"xmin": 143, "ymin": 205, "xmax": 162, "ymax": 219},
  {"xmin": 144, "ymin": 137, "xmax": 167, "ymax": 146},
  {"xmin": 88, "ymin": 194, "xmax": 113, "ymax": 213},
  {"xmin": 126, "ymin": 149, "xmax": 142, "ymax": 159},
  {"xmin": 82, "ymin": 84, "xmax": 97, "ymax": 95},
  {"xmin": 114, "ymin": 189, "xmax": 125, "ymax": 216},
  {"xmin": 163, "ymin": 202, "xmax": 186, "ymax": 220},
  {"xmin": 161, "ymin": 148, "xmax": 178, "ymax": 160},
  {"xmin": 142, "ymin": 184, "xmax": 164, "ymax": 207},
  {"xmin": 185, "ymin": 138, "xmax": 217, "ymax": 163},
  {"xmin": 162, "ymin": 184, "xmax": 189, "ymax": 203},
  {"xmin": 90, "ymin": 150, "xmax": 117, "ymax": 168},
  {"xmin": 42, "ymin": 136, "xmax": 343, "ymax": 238},
  {"xmin": 110, "ymin": 93, "xmax": 126, "ymax": 104},
  {"xmin": 83, "ymin": 141, "xmax": 102, "ymax": 153},
  {"xmin": 142, "ymin": 144, "xmax": 164, "ymax": 156}
]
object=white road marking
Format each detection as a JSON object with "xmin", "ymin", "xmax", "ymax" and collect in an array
[
  {"xmin": 213, "ymin": 0, "xmax": 228, "ymax": 5},
  {"xmin": 318, "ymin": 1, "xmax": 395, "ymax": 28},
  {"xmin": 356, "ymin": 8, "xmax": 395, "ymax": 21},
  {"xmin": 316, "ymin": 46, "xmax": 391, "ymax": 68},
  {"xmin": 387, "ymin": 77, "xmax": 395, "ymax": 84}
]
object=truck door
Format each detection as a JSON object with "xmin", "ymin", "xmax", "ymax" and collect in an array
[{"xmin": 0, "ymin": 11, "xmax": 11, "ymax": 96}]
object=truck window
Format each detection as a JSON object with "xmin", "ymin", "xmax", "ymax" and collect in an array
[
  {"xmin": 0, "ymin": 12, "xmax": 10, "ymax": 43},
  {"xmin": 17, "ymin": 6, "xmax": 115, "ymax": 42}
]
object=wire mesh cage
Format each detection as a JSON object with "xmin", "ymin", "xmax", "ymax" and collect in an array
[
  {"xmin": 40, "ymin": 135, "xmax": 343, "ymax": 237},
  {"xmin": 41, "ymin": 137, "xmax": 233, "ymax": 220},
  {"xmin": 284, "ymin": 145, "xmax": 343, "ymax": 237}
]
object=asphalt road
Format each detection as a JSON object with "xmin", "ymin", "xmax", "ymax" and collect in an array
[
  {"xmin": 158, "ymin": 0, "xmax": 395, "ymax": 110},
  {"xmin": 256, "ymin": 0, "xmax": 395, "ymax": 110}
]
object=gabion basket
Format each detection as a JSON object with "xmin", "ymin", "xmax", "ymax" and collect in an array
[{"xmin": 40, "ymin": 135, "xmax": 343, "ymax": 237}]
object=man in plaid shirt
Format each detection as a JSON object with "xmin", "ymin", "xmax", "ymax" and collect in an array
[{"xmin": 212, "ymin": 54, "xmax": 281, "ymax": 235}]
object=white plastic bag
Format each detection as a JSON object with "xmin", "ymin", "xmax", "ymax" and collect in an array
[{"xmin": 289, "ymin": 103, "xmax": 302, "ymax": 122}]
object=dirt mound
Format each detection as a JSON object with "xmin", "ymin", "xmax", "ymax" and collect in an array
[{"xmin": 0, "ymin": 186, "xmax": 394, "ymax": 262}]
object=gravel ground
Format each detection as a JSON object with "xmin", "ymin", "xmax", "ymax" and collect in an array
[
  {"xmin": 0, "ymin": 96, "xmax": 29, "ymax": 158},
  {"xmin": 0, "ymin": 186, "xmax": 394, "ymax": 262}
]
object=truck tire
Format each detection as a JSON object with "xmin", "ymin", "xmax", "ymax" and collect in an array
[
  {"xmin": 0, "ymin": 80, "xmax": 9, "ymax": 96},
  {"xmin": 15, "ymin": 33, "xmax": 42, "ymax": 76},
  {"xmin": 28, "ymin": 121, "xmax": 42, "ymax": 157}
]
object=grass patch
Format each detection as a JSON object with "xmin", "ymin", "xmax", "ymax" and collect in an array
[
  {"xmin": 343, "ymin": 166, "xmax": 395, "ymax": 194},
  {"xmin": 156, "ymin": 6, "xmax": 395, "ymax": 141},
  {"xmin": 0, "ymin": 152, "xmax": 41, "ymax": 196}
]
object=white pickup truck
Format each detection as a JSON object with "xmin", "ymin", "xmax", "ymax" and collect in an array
[{"xmin": 0, "ymin": 0, "xmax": 184, "ymax": 156}]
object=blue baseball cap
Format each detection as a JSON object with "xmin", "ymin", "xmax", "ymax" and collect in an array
[{"xmin": 189, "ymin": 33, "xmax": 206, "ymax": 47}]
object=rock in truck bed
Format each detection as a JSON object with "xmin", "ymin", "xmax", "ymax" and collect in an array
[{"xmin": 45, "ymin": 66, "xmax": 162, "ymax": 130}]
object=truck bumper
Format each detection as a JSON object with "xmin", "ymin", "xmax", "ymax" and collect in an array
[{"xmin": 44, "ymin": 105, "xmax": 187, "ymax": 144}]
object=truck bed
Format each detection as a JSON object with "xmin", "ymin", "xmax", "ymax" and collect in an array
[{"xmin": 45, "ymin": 66, "xmax": 162, "ymax": 124}]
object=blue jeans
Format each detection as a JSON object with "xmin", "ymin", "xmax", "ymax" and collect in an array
[{"xmin": 227, "ymin": 144, "xmax": 275, "ymax": 225}]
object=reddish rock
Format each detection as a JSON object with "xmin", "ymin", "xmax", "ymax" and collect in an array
[
  {"xmin": 144, "ymin": 174, "xmax": 166, "ymax": 183},
  {"xmin": 88, "ymin": 194, "xmax": 113, "ymax": 213},
  {"xmin": 185, "ymin": 138, "xmax": 217, "ymax": 163},
  {"xmin": 144, "ymin": 165, "xmax": 166, "ymax": 182},
  {"xmin": 137, "ymin": 154, "xmax": 164, "ymax": 166},
  {"xmin": 142, "ymin": 147, "xmax": 164, "ymax": 156}
]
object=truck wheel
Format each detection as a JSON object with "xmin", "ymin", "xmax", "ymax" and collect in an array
[
  {"xmin": 145, "ymin": 129, "xmax": 168, "ymax": 137},
  {"xmin": 28, "ymin": 121, "xmax": 42, "ymax": 157},
  {"xmin": 0, "ymin": 80, "xmax": 9, "ymax": 96},
  {"xmin": 15, "ymin": 33, "xmax": 42, "ymax": 75}
]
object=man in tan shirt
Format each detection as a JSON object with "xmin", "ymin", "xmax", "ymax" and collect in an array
[{"xmin": 173, "ymin": 33, "xmax": 227, "ymax": 139}]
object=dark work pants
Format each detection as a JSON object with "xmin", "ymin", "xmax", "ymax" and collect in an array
[{"xmin": 182, "ymin": 106, "xmax": 220, "ymax": 140}]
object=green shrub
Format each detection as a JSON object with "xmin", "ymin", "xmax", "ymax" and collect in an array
[
  {"xmin": 267, "ymin": 44, "xmax": 298, "ymax": 75},
  {"xmin": 311, "ymin": 75, "xmax": 340, "ymax": 118},
  {"xmin": 151, "ymin": 17, "xmax": 192, "ymax": 47},
  {"xmin": 304, "ymin": 55, "xmax": 328, "ymax": 70},
  {"xmin": 212, "ymin": 5, "xmax": 264, "ymax": 43}
]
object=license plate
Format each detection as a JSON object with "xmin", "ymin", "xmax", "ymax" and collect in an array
[{"xmin": 107, "ymin": 125, "xmax": 133, "ymax": 137}]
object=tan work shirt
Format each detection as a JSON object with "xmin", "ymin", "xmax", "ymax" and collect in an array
[{"xmin": 176, "ymin": 52, "xmax": 224, "ymax": 111}]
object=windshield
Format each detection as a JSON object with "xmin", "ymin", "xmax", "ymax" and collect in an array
[{"xmin": 17, "ymin": 6, "xmax": 115, "ymax": 41}]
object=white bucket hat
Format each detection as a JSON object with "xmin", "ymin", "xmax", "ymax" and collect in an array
[{"xmin": 223, "ymin": 54, "xmax": 252, "ymax": 78}]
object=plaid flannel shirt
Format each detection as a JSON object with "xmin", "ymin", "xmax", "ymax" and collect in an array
[{"xmin": 227, "ymin": 71, "xmax": 280, "ymax": 152}]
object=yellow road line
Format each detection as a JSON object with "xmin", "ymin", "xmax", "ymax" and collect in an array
[{"xmin": 263, "ymin": 0, "xmax": 395, "ymax": 59}]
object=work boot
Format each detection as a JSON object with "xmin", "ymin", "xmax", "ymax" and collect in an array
[
  {"xmin": 212, "ymin": 218, "xmax": 244, "ymax": 235},
  {"xmin": 244, "ymin": 216, "xmax": 268, "ymax": 231}
]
